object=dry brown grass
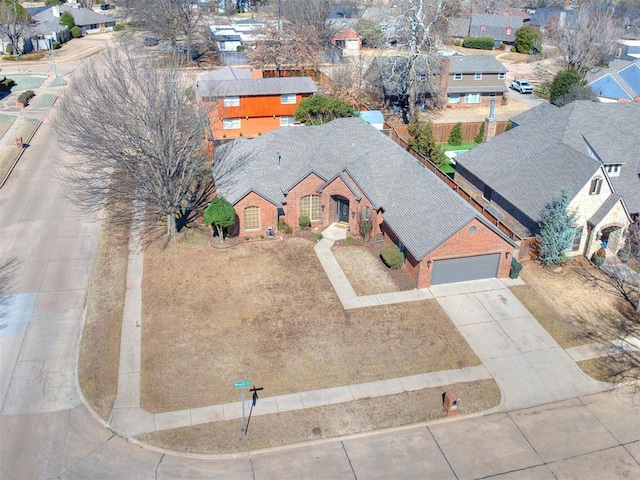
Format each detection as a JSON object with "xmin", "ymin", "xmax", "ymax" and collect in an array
[
  {"xmin": 78, "ymin": 218, "xmax": 129, "ymax": 420},
  {"xmin": 578, "ymin": 351, "xmax": 640, "ymax": 384},
  {"xmin": 511, "ymin": 260, "xmax": 639, "ymax": 349},
  {"xmin": 332, "ymin": 245, "xmax": 398, "ymax": 295},
  {"xmin": 138, "ymin": 379, "xmax": 499, "ymax": 453},
  {"xmin": 141, "ymin": 232, "xmax": 480, "ymax": 413}
]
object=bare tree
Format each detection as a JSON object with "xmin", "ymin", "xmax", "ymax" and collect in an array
[
  {"xmin": 246, "ymin": 22, "xmax": 322, "ymax": 76},
  {"xmin": 0, "ymin": 0, "xmax": 30, "ymax": 55},
  {"xmin": 54, "ymin": 46, "xmax": 212, "ymax": 242},
  {"xmin": 323, "ymin": 54, "xmax": 370, "ymax": 106},
  {"xmin": 278, "ymin": 0, "xmax": 357, "ymax": 44},
  {"xmin": 131, "ymin": 0, "xmax": 203, "ymax": 60},
  {"xmin": 546, "ymin": 1, "xmax": 623, "ymax": 76},
  {"xmin": 386, "ymin": 0, "xmax": 449, "ymax": 122}
]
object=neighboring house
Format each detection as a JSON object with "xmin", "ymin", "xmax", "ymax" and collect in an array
[
  {"xmin": 445, "ymin": 55, "xmax": 508, "ymax": 108},
  {"xmin": 587, "ymin": 59, "xmax": 640, "ymax": 103},
  {"xmin": 449, "ymin": 13, "xmax": 524, "ymax": 45},
  {"xmin": 365, "ymin": 55, "xmax": 446, "ymax": 113},
  {"xmin": 528, "ymin": 8, "xmax": 577, "ymax": 34},
  {"xmin": 33, "ymin": 5, "xmax": 116, "ymax": 35},
  {"xmin": 331, "ymin": 28, "xmax": 362, "ymax": 56},
  {"xmin": 213, "ymin": 117, "xmax": 516, "ymax": 287},
  {"xmin": 209, "ymin": 19, "xmax": 265, "ymax": 52},
  {"xmin": 455, "ymin": 102, "xmax": 639, "ymax": 260},
  {"xmin": 197, "ymin": 66, "xmax": 317, "ymax": 139}
]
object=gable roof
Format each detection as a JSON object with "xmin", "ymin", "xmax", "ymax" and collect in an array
[
  {"xmin": 528, "ymin": 8, "xmax": 577, "ymax": 28},
  {"xmin": 213, "ymin": 118, "xmax": 512, "ymax": 260},
  {"xmin": 470, "ymin": 13, "xmax": 523, "ymax": 42},
  {"xmin": 587, "ymin": 59, "xmax": 640, "ymax": 100},
  {"xmin": 447, "ymin": 17, "xmax": 471, "ymax": 37},
  {"xmin": 33, "ymin": 5, "xmax": 116, "ymax": 27},
  {"xmin": 448, "ymin": 55, "xmax": 509, "ymax": 74},
  {"xmin": 459, "ymin": 102, "xmax": 640, "ymax": 224},
  {"xmin": 198, "ymin": 76, "xmax": 317, "ymax": 97},
  {"xmin": 510, "ymin": 103, "xmax": 559, "ymax": 127}
]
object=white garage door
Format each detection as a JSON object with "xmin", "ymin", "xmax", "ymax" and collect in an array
[{"xmin": 431, "ymin": 253, "xmax": 501, "ymax": 286}]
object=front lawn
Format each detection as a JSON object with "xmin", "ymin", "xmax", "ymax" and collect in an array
[{"xmin": 141, "ymin": 232, "xmax": 482, "ymax": 413}]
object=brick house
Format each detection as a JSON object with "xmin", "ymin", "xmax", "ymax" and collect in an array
[
  {"xmin": 456, "ymin": 102, "xmax": 638, "ymax": 260},
  {"xmin": 197, "ymin": 66, "xmax": 317, "ymax": 139},
  {"xmin": 213, "ymin": 118, "xmax": 516, "ymax": 287},
  {"xmin": 445, "ymin": 55, "xmax": 508, "ymax": 108},
  {"xmin": 331, "ymin": 28, "xmax": 362, "ymax": 56}
]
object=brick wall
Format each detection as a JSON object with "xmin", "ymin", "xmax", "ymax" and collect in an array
[
  {"xmin": 283, "ymin": 174, "xmax": 326, "ymax": 229},
  {"xmin": 419, "ymin": 218, "xmax": 513, "ymax": 287},
  {"xmin": 234, "ymin": 192, "xmax": 278, "ymax": 237}
]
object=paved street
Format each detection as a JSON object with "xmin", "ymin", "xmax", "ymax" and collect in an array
[{"xmin": 0, "ymin": 39, "xmax": 639, "ymax": 479}]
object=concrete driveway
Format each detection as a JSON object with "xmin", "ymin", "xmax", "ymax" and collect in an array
[{"xmin": 433, "ymin": 280, "xmax": 611, "ymax": 410}]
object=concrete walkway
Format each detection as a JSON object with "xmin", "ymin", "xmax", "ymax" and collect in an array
[{"xmin": 313, "ymin": 227, "xmax": 611, "ymax": 410}]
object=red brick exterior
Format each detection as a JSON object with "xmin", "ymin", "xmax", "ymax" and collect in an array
[
  {"xmin": 381, "ymin": 218, "xmax": 513, "ymax": 288},
  {"xmin": 233, "ymin": 191, "xmax": 278, "ymax": 237},
  {"xmin": 419, "ymin": 218, "xmax": 513, "ymax": 288}
]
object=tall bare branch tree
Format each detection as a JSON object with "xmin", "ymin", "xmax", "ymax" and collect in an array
[
  {"xmin": 546, "ymin": 1, "xmax": 623, "ymax": 76},
  {"xmin": 385, "ymin": 0, "xmax": 448, "ymax": 122},
  {"xmin": 131, "ymin": 0, "xmax": 203, "ymax": 60},
  {"xmin": 0, "ymin": 0, "xmax": 30, "ymax": 55},
  {"xmin": 54, "ymin": 46, "xmax": 212, "ymax": 242},
  {"xmin": 246, "ymin": 22, "xmax": 322, "ymax": 76}
]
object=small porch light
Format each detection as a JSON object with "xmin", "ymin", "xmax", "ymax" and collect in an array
[{"xmin": 427, "ymin": 260, "xmax": 432, "ymax": 268}]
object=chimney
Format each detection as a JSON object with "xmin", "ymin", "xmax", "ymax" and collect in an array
[
  {"xmin": 483, "ymin": 98, "xmax": 497, "ymax": 142},
  {"xmin": 52, "ymin": 5, "xmax": 60, "ymax": 17},
  {"xmin": 251, "ymin": 69, "xmax": 263, "ymax": 79}
]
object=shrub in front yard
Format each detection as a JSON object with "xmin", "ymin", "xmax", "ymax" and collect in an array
[
  {"xmin": 463, "ymin": 36, "xmax": 494, "ymax": 50},
  {"xmin": 315, "ymin": 233, "xmax": 323, "ymax": 241},
  {"xmin": 380, "ymin": 244, "xmax": 404, "ymax": 269},
  {"xmin": 346, "ymin": 236, "xmax": 356, "ymax": 245},
  {"xmin": 299, "ymin": 215, "xmax": 311, "ymax": 229},
  {"xmin": 278, "ymin": 219, "xmax": 293, "ymax": 234},
  {"xmin": 71, "ymin": 26, "xmax": 82, "ymax": 38}
]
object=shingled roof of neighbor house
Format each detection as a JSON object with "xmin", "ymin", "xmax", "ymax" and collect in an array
[
  {"xmin": 213, "ymin": 117, "xmax": 514, "ymax": 260},
  {"xmin": 198, "ymin": 76, "xmax": 317, "ymax": 98},
  {"xmin": 458, "ymin": 101, "xmax": 640, "ymax": 222}
]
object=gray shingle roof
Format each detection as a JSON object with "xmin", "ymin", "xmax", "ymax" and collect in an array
[
  {"xmin": 448, "ymin": 55, "xmax": 509, "ymax": 74},
  {"xmin": 470, "ymin": 13, "xmax": 523, "ymax": 42},
  {"xmin": 200, "ymin": 66, "xmax": 252, "ymax": 82},
  {"xmin": 589, "ymin": 194, "xmax": 624, "ymax": 226},
  {"xmin": 198, "ymin": 77, "xmax": 317, "ymax": 97},
  {"xmin": 447, "ymin": 17, "xmax": 471, "ymax": 37},
  {"xmin": 459, "ymin": 101, "xmax": 640, "ymax": 224},
  {"xmin": 34, "ymin": 5, "xmax": 115, "ymax": 27},
  {"xmin": 510, "ymin": 103, "xmax": 559, "ymax": 127},
  {"xmin": 214, "ymin": 118, "xmax": 509, "ymax": 260},
  {"xmin": 448, "ymin": 85, "xmax": 508, "ymax": 94}
]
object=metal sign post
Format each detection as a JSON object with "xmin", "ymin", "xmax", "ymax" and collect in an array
[
  {"xmin": 233, "ymin": 380, "xmax": 251, "ymax": 435},
  {"xmin": 244, "ymin": 386, "xmax": 263, "ymax": 436}
]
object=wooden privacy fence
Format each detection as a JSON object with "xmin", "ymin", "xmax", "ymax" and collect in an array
[
  {"xmin": 393, "ymin": 121, "xmax": 510, "ymax": 144},
  {"xmin": 389, "ymin": 126, "xmax": 522, "ymax": 243}
]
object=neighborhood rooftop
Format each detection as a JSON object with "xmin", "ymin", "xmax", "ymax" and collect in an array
[
  {"xmin": 213, "ymin": 118, "xmax": 511, "ymax": 260},
  {"xmin": 448, "ymin": 55, "xmax": 509, "ymax": 74},
  {"xmin": 198, "ymin": 76, "xmax": 318, "ymax": 97},
  {"xmin": 458, "ymin": 101, "xmax": 640, "ymax": 222}
]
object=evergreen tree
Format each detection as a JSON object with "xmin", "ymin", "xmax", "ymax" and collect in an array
[
  {"xmin": 408, "ymin": 119, "xmax": 448, "ymax": 167},
  {"xmin": 448, "ymin": 122, "xmax": 462, "ymax": 146},
  {"xmin": 514, "ymin": 25, "xmax": 542, "ymax": 54},
  {"xmin": 204, "ymin": 197, "xmax": 236, "ymax": 244},
  {"xmin": 474, "ymin": 123, "xmax": 485, "ymax": 144},
  {"xmin": 294, "ymin": 94, "xmax": 357, "ymax": 125},
  {"xmin": 60, "ymin": 11, "xmax": 75, "ymax": 29},
  {"xmin": 549, "ymin": 69, "xmax": 583, "ymax": 105},
  {"xmin": 537, "ymin": 189, "xmax": 577, "ymax": 266}
]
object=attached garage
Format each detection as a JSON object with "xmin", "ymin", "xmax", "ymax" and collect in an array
[{"xmin": 430, "ymin": 253, "xmax": 501, "ymax": 285}]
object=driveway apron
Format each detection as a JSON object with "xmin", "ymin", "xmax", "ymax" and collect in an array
[{"xmin": 434, "ymin": 284, "xmax": 610, "ymax": 410}]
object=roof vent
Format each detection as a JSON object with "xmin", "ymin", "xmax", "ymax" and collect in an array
[{"xmin": 276, "ymin": 151, "xmax": 281, "ymax": 169}]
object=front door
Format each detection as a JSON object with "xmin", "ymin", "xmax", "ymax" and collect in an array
[{"xmin": 335, "ymin": 198, "xmax": 349, "ymax": 223}]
